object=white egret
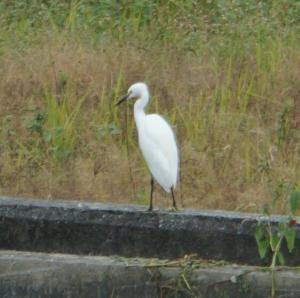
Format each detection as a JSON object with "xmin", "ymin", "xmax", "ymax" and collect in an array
[{"xmin": 116, "ymin": 82, "xmax": 179, "ymax": 211}]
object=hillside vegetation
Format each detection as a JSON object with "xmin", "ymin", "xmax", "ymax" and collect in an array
[{"xmin": 0, "ymin": 0, "xmax": 299, "ymax": 212}]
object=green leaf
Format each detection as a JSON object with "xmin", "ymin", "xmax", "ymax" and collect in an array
[
  {"xmin": 255, "ymin": 224, "xmax": 264, "ymax": 242},
  {"xmin": 278, "ymin": 221, "xmax": 286, "ymax": 233},
  {"xmin": 258, "ymin": 238, "xmax": 269, "ymax": 259},
  {"xmin": 278, "ymin": 251, "xmax": 285, "ymax": 265},
  {"xmin": 284, "ymin": 227, "xmax": 296, "ymax": 253},
  {"xmin": 108, "ymin": 123, "xmax": 121, "ymax": 135},
  {"xmin": 58, "ymin": 71, "xmax": 68, "ymax": 85},
  {"xmin": 55, "ymin": 127, "xmax": 65, "ymax": 136},
  {"xmin": 271, "ymin": 233, "xmax": 280, "ymax": 251},
  {"xmin": 43, "ymin": 132, "xmax": 52, "ymax": 143},
  {"xmin": 290, "ymin": 191, "xmax": 300, "ymax": 215}
]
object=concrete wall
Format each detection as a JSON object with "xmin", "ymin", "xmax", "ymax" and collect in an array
[
  {"xmin": 1, "ymin": 197, "xmax": 300, "ymax": 265},
  {"xmin": 1, "ymin": 251, "xmax": 300, "ymax": 298},
  {"xmin": 1, "ymin": 197, "xmax": 300, "ymax": 297}
]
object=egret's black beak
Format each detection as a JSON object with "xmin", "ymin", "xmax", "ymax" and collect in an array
[{"xmin": 116, "ymin": 94, "xmax": 129, "ymax": 106}]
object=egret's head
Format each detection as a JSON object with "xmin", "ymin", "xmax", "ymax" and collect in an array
[{"xmin": 116, "ymin": 82, "xmax": 149, "ymax": 106}]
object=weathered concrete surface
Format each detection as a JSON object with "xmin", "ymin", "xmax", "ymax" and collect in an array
[
  {"xmin": 1, "ymin": 196, "xmax": 300, "ymax": 265},
  {"xmin": 0, "ymin": 250, "xmax": 300, "ymax": 298}
]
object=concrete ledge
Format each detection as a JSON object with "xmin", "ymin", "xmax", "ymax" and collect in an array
[
  {"xmin": 1, "ymin": 250, "xmax": 300, "ymax": 298},
  {"xmin": 1, "ymin": 196, "xmax": 300, "ymax": 265}
]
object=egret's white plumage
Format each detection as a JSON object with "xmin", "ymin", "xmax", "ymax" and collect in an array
[{"xmin": 117, "ymin": 82, "xmax": 179, "ymax": 210}]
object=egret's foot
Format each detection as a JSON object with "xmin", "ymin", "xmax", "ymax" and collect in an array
[{"xmin": 146, "ymin": 206, "xmax": 153, "ymax": 212}]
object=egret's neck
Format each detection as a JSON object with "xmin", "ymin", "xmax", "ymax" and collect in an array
[{"xmin": 134, "ymin": 91, "xmax": 149, "ymax": 128}]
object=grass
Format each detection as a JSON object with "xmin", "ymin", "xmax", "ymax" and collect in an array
[{"xmin": 0, "ymin": 0, "xmax": 299, "ymax": 213}]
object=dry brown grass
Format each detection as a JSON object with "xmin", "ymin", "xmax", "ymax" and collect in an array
[{"xmin": 0, "ymin": 34, "xmax": 299, "ymax": 213}]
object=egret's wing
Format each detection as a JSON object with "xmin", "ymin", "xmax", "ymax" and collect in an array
[{"xmin": 142, "ymin": 114, "xmax": 179, "ymax": 188}]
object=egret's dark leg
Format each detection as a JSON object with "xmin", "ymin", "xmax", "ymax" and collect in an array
[
  {"xmin": 171, "ymin": 187, "xmax": 177, "ymax": 210},
  {"xmin": 147, "ymin": 176, "xmax": 154, "ymax": 211}
]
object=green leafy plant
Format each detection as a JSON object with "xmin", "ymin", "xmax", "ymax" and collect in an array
[
  {"xmin": 26, "ymin": 86, "xmax": 91, "ymax": 164},
  {"xmin": 96, "ymin": 123, "xmax": 121, "ymax": 141},
  {"xmin": 26, "ymin": 112, "xmax": 47, "ymax": 136},
  {"xmin": 255, "ymin": 190, "xmax": 300, "ymax": 297}
]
